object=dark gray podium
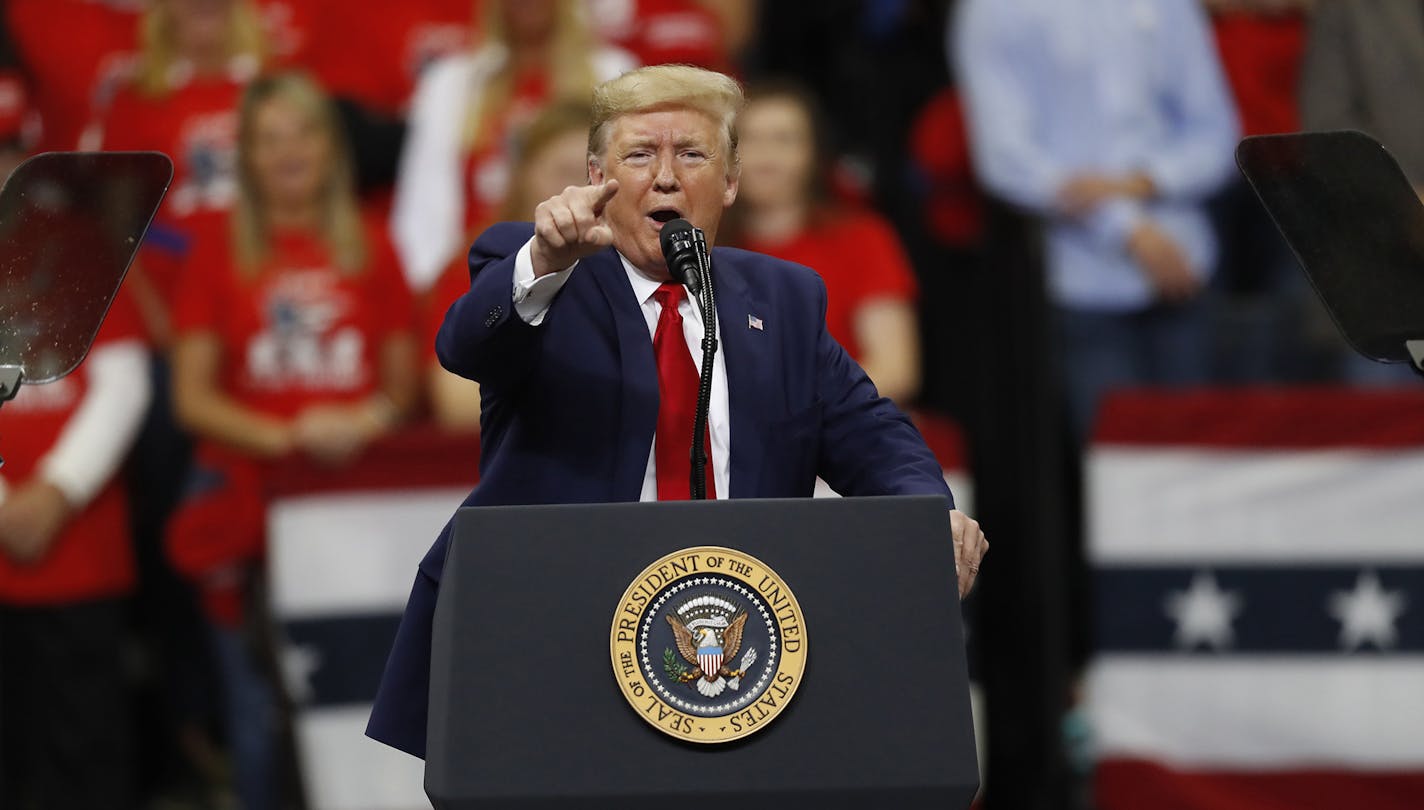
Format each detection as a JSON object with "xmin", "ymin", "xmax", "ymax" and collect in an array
[{"xmin": 427, "ymin": 495, "xmax": 978, "ymax": 809}]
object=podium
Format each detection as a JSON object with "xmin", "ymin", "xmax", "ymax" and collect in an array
[{"xmin": 425, "ymin": 495, "xmax": 979, "ymax": 809}]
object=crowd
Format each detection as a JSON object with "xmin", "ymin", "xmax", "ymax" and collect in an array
[{"xmin": 0, "ymin": 0, "xmax": 1417, "ymax": 808}]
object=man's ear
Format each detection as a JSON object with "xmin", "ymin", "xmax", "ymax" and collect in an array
[
  {"xmin": 588, "ymin": 157, "xmax": 605, "ymax": 185},
  {"xmin": 722, "ymin": 166, "xmax": 740, "ymax": 208}
]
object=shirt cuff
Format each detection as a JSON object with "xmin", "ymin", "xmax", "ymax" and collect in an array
[{"xmin": 511, "ymin": 238, "xmax": 576, "ymax": 326}]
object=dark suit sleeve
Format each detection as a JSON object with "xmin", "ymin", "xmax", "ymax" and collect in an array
[
  {"xmin": 808, "ymin": 274, "xmax": 955, "ymax": 506},
  {"xmin": 434, "ymin": 221, "xmax": 545, "ymax": 389}
]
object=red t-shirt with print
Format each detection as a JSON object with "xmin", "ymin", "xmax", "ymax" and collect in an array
[
  {"xmin": 589, "ymin": 0, "xmax": 728, "ymax": 71},
  {"xmin": 98, "ymin": 72, "xmax": 248, "ymax": 311},
  {"xmin": 460, "ymin": 69, "xmax": 553, "ymax": 239},
  {"xmin": 739, "ymin": 208, "xmax": 918, "ymax": 360},
  {"xmin": 0, "ymin": 292, "xmax": 144, "ymax": 604},
  {"xmin": 171, "ymin": 216, "xmax": 415, "ymax": 420}
]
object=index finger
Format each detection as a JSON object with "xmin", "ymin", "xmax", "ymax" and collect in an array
[{"xmin": 586, "ymin": 179, "xmax": 620, "ymax": 215}]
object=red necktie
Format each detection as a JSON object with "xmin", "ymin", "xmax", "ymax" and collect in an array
[{"xmin": 652, "ymin": 282, "xmax": 714, "ymax": 500}]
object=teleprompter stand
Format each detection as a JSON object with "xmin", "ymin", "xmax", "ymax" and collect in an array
[{"xmin": 426, "ymin": 495, "xmax": 979, "ymax": 809}]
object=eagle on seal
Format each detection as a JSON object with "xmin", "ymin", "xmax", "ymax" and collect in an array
[{"xmin": 667, "ymin": 611, "xmax": 754, "ymax": 698}]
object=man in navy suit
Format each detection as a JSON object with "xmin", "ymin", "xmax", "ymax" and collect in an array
[{"xmin": 368, "ymin": 64, "xmax": 988, "ymax": 757}]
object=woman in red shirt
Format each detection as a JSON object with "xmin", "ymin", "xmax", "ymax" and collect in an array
[
  {"xmin": 170, "ymin": 72, "xmax": 417, "ymax": 810},
  {"xmin": 729, "ymin": 80, "xmax": 923, "ymax": 405},
  {"xmin": 424, "ymin": 100, "xmax": 592, "ymax": 431},
  {"xmin": 391, "ymin": 0, "xmax": 634, "ymax": 291},
  {"xmin": 0, "ymin": 291, "xmax": 150, "ymax": 809},
  {"xmin": 95, "ymin": 0, "xmax": 266, "ymax": 345}
]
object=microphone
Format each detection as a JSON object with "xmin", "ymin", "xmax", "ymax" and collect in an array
[
  {"xmin": 656, "ymin": 217, "xmax": 717, "ymax": 500},
  {"xmin": 659, "ymin": 218, "xmax": 704, "ymax": 295}
]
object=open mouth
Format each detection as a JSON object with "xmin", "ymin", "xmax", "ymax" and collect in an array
[{"xmin": 647, "ymin": 208, "xmax": 682, "ymax": 227}]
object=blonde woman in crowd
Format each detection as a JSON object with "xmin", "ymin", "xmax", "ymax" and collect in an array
[
  {"xmin": 94, "ymin": 0, "xmax": 266, "ymax": 344},
  {"xmin": 424, "ymin": 101, "xmax": 594, "ymax": 430},
  {"xmin": 391, "ymin": 0, "xmax": 635, "ymax": 291},
  {"xmin": 169, "ymin": 73, "xmax": 417, "ymax": 810}
]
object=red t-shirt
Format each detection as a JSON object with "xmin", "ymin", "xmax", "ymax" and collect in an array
[
  {"xmin": 97, "ymin": 72, "xmax": 248, "ymax": 309},
  {"xmin": 0, "ymin": 69, "xmax": 28, "ymax": 142},
  {"xmin": 0, "ymin": 292, "xmax": 144, "ymax": 604},
  {"xmin": 172, "ymin": 217, "xmax": 415, "ymax": 421},
  {"xmin": 253, "ymin": 0, "xmax": 322, "ymax": 70},
  {"xmin": 909, "ymin": 87, "xmax": 985, "ymax": 249},
  {"xmin": 306, "ymin": 0, "xmax": 475, "ymax": 115},
  {"xmin": 738, "ymin": 209, "xmax": 918, "ymax": 360},
  {"xmin": 7, "ymin": 0, "xmax": 140, "ymax": 152},
  {"xmin": 1211, "ymin": 11, "xmax": 1305, "ymax": 138},
  {"xmin": 590, "ymin": 0, "xmax": 728, "ymax": 71},
  {"xmin": 461, "ymin": 69, "xmax": 551, "ymax": 237}
]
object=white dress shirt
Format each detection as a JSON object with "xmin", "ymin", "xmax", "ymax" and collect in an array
[{"xmin": 510, "ymin": 238, "xmax": 731, "ymax": 499}]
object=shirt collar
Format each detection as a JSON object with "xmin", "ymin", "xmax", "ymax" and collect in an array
[{"xmin": 620, "ymin": 251, "xmax": 685, "ymax": 309}]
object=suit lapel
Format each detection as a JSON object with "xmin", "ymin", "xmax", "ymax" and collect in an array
[
  {"xmin": 712, "ymin": 250, "xmax": 773, "ymax": 498},
  {"xmin": 587, "ymin": 249, "xmax": 658, "ymax": 501}
]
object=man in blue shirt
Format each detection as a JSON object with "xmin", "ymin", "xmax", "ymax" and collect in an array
[{"xmin": 953, "ymin": 0, "xmax": 1239, "ymax": 438}]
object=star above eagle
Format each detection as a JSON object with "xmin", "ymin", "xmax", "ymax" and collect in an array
[{"xmin": 667, "ymin": 611, "xmax": 756, "ymax": 698}]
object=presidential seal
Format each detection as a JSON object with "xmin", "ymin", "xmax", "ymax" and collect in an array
[{"xmin": 610, "ymin": 546, "xmax": 807, "ymax": 744}]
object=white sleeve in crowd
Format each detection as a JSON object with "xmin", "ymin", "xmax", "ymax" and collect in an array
[
  {"xmin": 391, "ymin": 54, "xmax": 482, "ymax": 292},
  {"xmin": 37, "ymin": 339, "xmax": 151, "ymax": 509},
  {"xmin": 511, "ymin": 238, "xmax": 576, "ymax": 326}
]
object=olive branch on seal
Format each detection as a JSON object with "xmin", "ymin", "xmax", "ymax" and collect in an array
[{"xmin": 663, "ymin": 648, "xmax": 689, "ymax": 680}]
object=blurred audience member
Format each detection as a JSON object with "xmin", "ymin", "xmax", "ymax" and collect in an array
[
  {"xmin": 954, "ymin": 0, "xmax": 1239, "ymax": 440},
  {"xmin": 92, "ymin": 0, "xmax": 266, "ymax": 345},
  {"xmin": 0, "ymin": 293, "xmax": 151, "ymax": 810},
  {"xmin": 1301, "ymin": 0, "xmax": 1424, "ymax": 385},
  {"xmin": 1206, "ymin": 0, "xmax": 1320, "ymax": 382},
  {"xmin": 251, "ymin": 0, "xmax": 319, "ymax": 69},
  {"xmin": 168, "ymin": 73, "xmax": 417, "ymax": 810},
  {"xmin": 905, "ymin": 83, "xmax": 987, "ymax": 415},
  {"xmin": 587, "ymin": 0, "xmax": 755, "ymax": 72},
  {"xmin": 1302, "ymin": 0, "xmax": 1424, "ymax": 188},
  {"xmin": 305, "ymin": 0, "xmax": 479, "ymax": 204},
  {"xmin": 426, "ymin": 101, "xmax": 592, "ymax": 431},
  {"xmin": 728, "ymin": 80, "xmax": 920, "ymax": 405},
  {"xmin": 908, "ymin": 86, "xmax": 985, "ymax": 255},
  {"xmin": 0, "ymin": 10, "xmax": 27, "ymax": 168},
  {"xmin": 391, "ymin": 0, "xmax": 634, "ymax": 291},
  {"xmin": 7, "ymin": 0, "xmax": 140, "ymax": 153},
  {"xmin": 308, "ymin": 0, "xmax": 477, "ymax": 118}
]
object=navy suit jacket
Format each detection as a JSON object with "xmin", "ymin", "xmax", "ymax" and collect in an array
[{"xmin": 366, "ymin": 222, "xmax": 953, "ymax": 756}]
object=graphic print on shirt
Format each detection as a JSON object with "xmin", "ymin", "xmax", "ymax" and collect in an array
[
  {"xmin": 245, "ymin": 269, "xmax": 367, "ymax": 394},
  {"xmin": 168, "ymin": 110, "xmax": 239, "ymax": 217}
]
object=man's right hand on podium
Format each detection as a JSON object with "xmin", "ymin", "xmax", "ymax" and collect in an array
[{"xmin": 530, "ymin": 180, "xmax": 620, "ymax": 277}]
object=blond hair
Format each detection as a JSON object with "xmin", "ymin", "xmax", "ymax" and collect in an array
[
  {"xmin": 461, "ymin": 0, "xmax": 597, "ymax": 151},
  {"xmin": 136, "ymin": 0, "xmax": 265, "ymax": 97},
  {"xmin": 588, "ymin": 64, "xmax": 745, "ymax": 171},
  {"xmin": 232, "ymin": 73, "xmax": 366, "ymax": 277}
]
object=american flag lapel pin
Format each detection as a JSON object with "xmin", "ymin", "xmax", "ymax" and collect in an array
[{"xmin": 748, "ymin": 313, "xmax": 764, "ymax": 331}]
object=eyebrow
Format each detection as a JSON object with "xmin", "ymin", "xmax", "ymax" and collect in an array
[{"xmin": 618, "ymin": 135, "xmax": 710, "ymax": 151}]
